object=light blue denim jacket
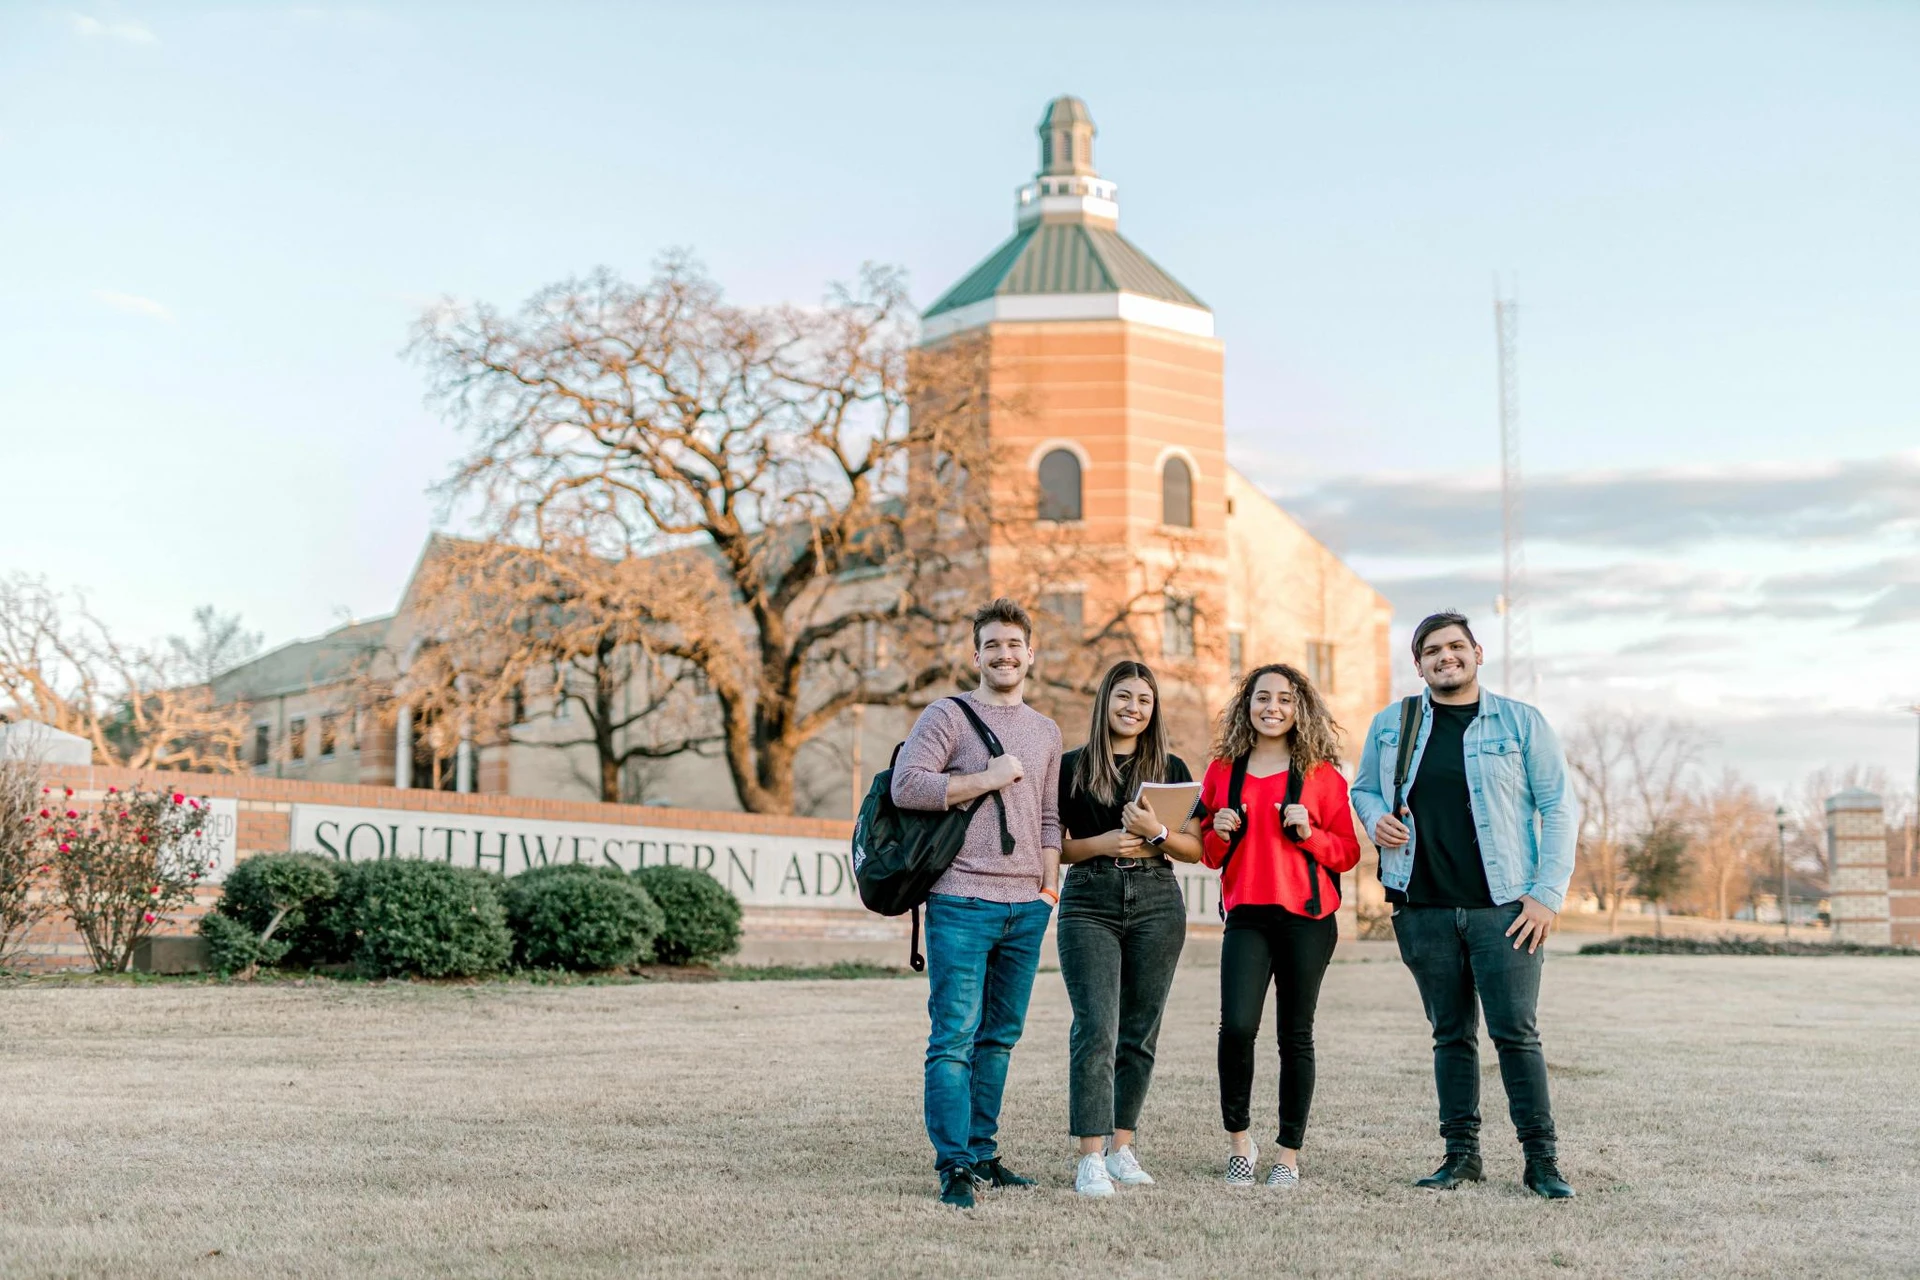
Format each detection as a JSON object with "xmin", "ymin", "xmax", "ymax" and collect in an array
[{"xmin": 1350, "ymin": 689, "xmax": 1580, "ymax": 912}]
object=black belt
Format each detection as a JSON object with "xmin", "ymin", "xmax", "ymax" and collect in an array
[{"xmin": 1078, "ymin": 855, "xmax": 1168, "ymax": 871}]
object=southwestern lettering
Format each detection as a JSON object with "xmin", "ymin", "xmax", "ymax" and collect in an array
[
  {"xmin": 284, "ymin": 803, "xmax": 1225, "ymax": 920},
  {"xmin": 287, "ymin": 804, "xmax": 858, "ymax": 909}
]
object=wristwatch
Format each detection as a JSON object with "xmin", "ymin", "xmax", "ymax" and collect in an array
[{"xmin": 1147, "ymin": 825, "xmax": 1169, "ymax": 849}]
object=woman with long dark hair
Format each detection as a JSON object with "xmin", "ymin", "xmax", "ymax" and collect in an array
[
  {"xmin": 1055, "ymin": 660, "xmax": 1204, "ymax": 1197},
  {"xmin": 1200, "ymin": 663, "xmax": 1360, "ymax": 1188}
]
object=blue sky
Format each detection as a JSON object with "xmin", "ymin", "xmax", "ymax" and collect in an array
[{"xmin": 2, "ymin": 2, "xmax": 1915, "ymax": 793}]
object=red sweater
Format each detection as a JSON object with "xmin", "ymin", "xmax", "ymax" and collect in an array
[{"xmin": 1199, "ymin": 760, "xmax": 1362, "ymax": 918}]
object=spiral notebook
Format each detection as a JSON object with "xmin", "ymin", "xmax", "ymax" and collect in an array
[{"xmin": 1131, "ymin": 780, "xmax": 1203, "ymax": 833}]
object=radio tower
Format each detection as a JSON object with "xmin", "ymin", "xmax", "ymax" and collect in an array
[{"xmin": 1493, "ymin": 283, "xmax": 1534, "ymax": 699}]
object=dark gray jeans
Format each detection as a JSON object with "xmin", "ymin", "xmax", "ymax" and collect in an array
[
  {"xmin": 1056, "ymin": 858, "xmax": 1188, "ymax": 1138},
  {"xmin": 1394, "ymin": 901, "xmax": 1557, "ymax": 1160}
]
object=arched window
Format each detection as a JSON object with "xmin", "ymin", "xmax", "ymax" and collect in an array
[
  {"xmin": 1161, "ymin": 457, "xmax": 1193, "ymax": 527},
  {"xmin": 1037, "ymin": 449, "xmax": 1082, "ymax": 522}
]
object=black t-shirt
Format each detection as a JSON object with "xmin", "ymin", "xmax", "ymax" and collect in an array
[
  {"xmin": 1058, "ymin": 748, "xmax": 1192, "ymax": 844},
  {"xmin": 1394, "ymin": 699, "xmax": 1494, "ymax": 908}
]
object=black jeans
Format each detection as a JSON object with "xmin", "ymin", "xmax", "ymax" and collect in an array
[
  {"xmin": 1056, "ymin": 858, "xmax": 1188, "ymax": 1138},
  {"xmin": 1217, "ymin": 904, "xmax": 1338, "ymax": 1148},
  {"xmin": 1394, "ymin": 902, "xmax": 1557, "ymax": 1160}
]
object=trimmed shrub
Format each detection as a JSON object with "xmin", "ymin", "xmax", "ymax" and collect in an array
[
  {"xmin": 214, "ymin": 852, "xmax": 344, "ymax": 969},
  {"xmin": 200, "ymin": 909, "xmax": 278, "ymax": 976},
  {"xmin": 515, "ymin": 862, "xmax": 630, "ymax": 887},
  {"xmin": 503, "ymin": 865, "xmax": 665, "ymax": 971},
  {"xmin": 633, "ymin": 864, "xmax": 741, "ymax": 965},
  {"xmin": 332, "ymin": 860, "xmax": 512, "ymax": 979}
]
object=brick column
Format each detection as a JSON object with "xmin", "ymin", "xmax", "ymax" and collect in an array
[{"xmin": 1826, "ymin": 788, "xmax": 1890, "ymax": 945}]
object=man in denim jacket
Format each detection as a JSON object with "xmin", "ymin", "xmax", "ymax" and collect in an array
[{"xmin": 1352, "ymin": 611, "xmax": 1579, "ymax": 1199}]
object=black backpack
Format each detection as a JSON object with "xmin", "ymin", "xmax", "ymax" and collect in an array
[
  {"xmin": 1214, "ymin": 754, "xmax": 1333, "ymax": 919},
  {"xmin": 851, "ymin": 697, "xmax": 1014, "ymax": 971}
]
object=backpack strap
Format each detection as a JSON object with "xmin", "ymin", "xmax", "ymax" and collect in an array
[
  {"xmin": 946, "ymin": 696, "xmax": 1016, "ymax": 856},
  {"xmin": 1383, "ymin": 694, "xmax": 1423, "ymax": 889},
  {"xmin": 1285, "ymin": 762, "xmax": 1325, "ymax": 917},
  {"xmin": 1214, "ymin": 753, "xmax": 1251, "ymax": 919},
  {"xmin": 1391, "ymin": 695, "xmax": 1422, "ymax": 816}
]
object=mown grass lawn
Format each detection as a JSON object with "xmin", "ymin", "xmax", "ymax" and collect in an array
[{"xmin": 2, "ymin": 951, "xmax": 1916, "ymax": 1278}]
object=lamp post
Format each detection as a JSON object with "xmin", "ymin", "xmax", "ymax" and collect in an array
[{"xmin": 1774, "ymin": 805, "xmax": 1790, "ymax": 940}]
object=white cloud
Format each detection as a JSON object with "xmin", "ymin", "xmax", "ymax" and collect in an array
[
  {"xmin": 70, "ymin": 14, "xmax": 158, "ymax": 44},
  {"xmin": 1278, "ymin": 453, "xmax": 1920, "ymax": 557},
  {"xmin": 92, "ymin": 290, "xmax": 174, "ymax": 322}
]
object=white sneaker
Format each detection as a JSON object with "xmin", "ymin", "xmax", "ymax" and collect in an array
[
  {"xmin": 1074, "ymin": 1152, "xmax": 1116, "ymax": 1198},
  {"xmin": 1265, "ymin": 1161, "xmax": 1300, "ymax": 1188},
  {"xmin": 1226, "ymin": 1142, "xmax": 1258, "ymax": 1188},
  {"xmin": 1105, "ymin": 1144, "xmax": 1154, "ymax": 1186}
]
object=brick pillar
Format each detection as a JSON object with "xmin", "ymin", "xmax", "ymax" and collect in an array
[{"xmin": 1826, "ymin": 788, "xmax": 1890, "ymax": 945}]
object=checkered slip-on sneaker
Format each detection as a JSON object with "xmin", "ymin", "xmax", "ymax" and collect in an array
[
  {"xmin": 1265, "ymin": 1162, "xmax": 1300, "ymax": 1188},
  {"xmin": 1226, "ymin": 1144, "xmax": 1258, "ymax": 1188}
]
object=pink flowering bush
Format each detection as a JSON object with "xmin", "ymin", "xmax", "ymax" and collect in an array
[
  {"xmin": 44, "ymin": 783, "xmax": 215, "ymax": 972},
  {"xmin": 0, "ymin": 757, "xmax": 55, "ymax": 969}
]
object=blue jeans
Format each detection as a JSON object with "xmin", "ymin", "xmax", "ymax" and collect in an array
[
  {"xmin": 1394, "ymin": 902, "xmax": 1557, "ymax": 1159},
  {"xmin": 923, "ymin": 893, "xmax": 1052, "ymax": 1174}
]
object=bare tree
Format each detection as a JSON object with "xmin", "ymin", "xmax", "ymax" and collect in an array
[
  {"xmin": 0, "ymin": 577, "xmax": 249, "ymax": 773},
  {"xmin": 1567, "ymin": 711, "xmax": 1704, "ymax": 930},
  {"xmin": 1567, "ymin": 714, "xmax": 1631, "ymax": 927},
  {"xmin": 396, "ymin": 538, "xmax": 721, "ymax": 803},
  {"xmin": 410, "ymin": 256, "xmax": 1210, "ymax": 813},
  {"xmin": 167, "ymin": 606, "xmax": 262, "ymax": 685},
  {"xmin": 1681, "ymin": 770, "xmax": 1775, "ymax": 920},
  {"xmin": 410, "ymin": 257, "xmax": 1003, "ymax": 813}
]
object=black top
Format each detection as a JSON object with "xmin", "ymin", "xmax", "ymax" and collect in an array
[
  {"xmin": 1393, "ymin": 699, "xmax": 1494, "ymax": 908},
  {"xmin": 1058, "ymin": 747, "xmax": 1192, "ymax": 843}
]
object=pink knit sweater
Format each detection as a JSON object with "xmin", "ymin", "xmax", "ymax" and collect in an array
[{"xmin": 889, "ymin": 693, "xmax": 1062, "ymax": 903}]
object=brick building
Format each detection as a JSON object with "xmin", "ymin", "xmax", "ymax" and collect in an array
[{"xmin": 214, "ymin": 97, "xmax": 1392, "ymax": 817}]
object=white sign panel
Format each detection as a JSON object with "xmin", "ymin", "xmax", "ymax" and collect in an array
[
  {"xmin": 202, "ymin": 797, "xmax": 240, "ymax": 883},
  {"xmin": 285, "ymin": 802, "xmax": 1230, "ymax": 921},
  {"xmin": 289, "ymin": 804, "xmax": 861, "ymax": 909}
]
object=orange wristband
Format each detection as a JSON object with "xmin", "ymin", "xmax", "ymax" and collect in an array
[{"xmin": 1039, "ymin": 886, "xmax": 1059, "ymax": 905}]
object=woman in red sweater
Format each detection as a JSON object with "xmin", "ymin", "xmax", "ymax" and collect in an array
[{"xmin": 1199, "ymin": 662, "xmax": 1360, "ymax": 1188}]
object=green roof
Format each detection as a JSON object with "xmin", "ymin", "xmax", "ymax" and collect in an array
[{"xmin": 924, "ymin": 221, "xmax": 1206, "ymax": 319}]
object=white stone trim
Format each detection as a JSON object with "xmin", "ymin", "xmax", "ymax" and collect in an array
[
  {"xmin": 1017, "ymin": 193, "xmax": 1120, "ymax": 226},
  {"xmin": 1152, "ymin": 444, "xmax": 1201, "ymax": 481},
  {"xmin": 1028, "ymin": 438, "xmax": 1092, "ymax": 472},
  {"xmin": 1154, "ymin": 445, "xmax": 1200, "ymax": 528},
  {"xmin": 920, "ymin": 291, "xmax": 1214, "ymax": 343}
]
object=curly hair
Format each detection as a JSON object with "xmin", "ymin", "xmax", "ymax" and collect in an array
[{"xmin": 1210, "ymin": 662, "xmax": 1342, "ymax": 776}]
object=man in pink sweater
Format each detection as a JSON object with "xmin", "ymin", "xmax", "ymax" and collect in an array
[{"xmin": 891, "ymin": 597, "xmax": 1063, "ymax": 1208}]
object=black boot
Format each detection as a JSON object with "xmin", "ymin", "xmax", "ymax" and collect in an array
[
  {"xmin": 971, "ymin": 1157, "xmax": 1036, "ymax": 1189},
  {"xmin": 939, "ymin": 1166, "xmax": 976, "ymax": 1208},
  {"xmin": 1524, "ymin": 1156, "xmax": 1575, "ymax": 1199},
  {"xmin": 1415, "ymin": 1152, "xmax": 1484, "ymax": 1190}
]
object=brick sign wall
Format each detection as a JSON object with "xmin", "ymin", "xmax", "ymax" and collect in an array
[{"xmin": 17, "ymin": 764, "xmax": 1264, "ymax": 970}]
